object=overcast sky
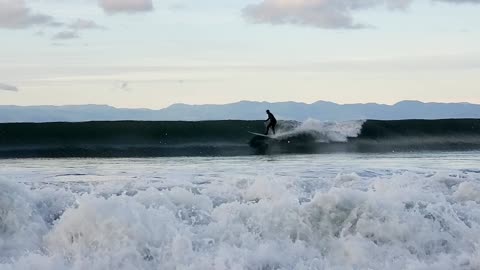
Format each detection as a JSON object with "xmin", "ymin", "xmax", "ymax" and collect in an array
[{"xmin": 1, "ymin": 0, "xmax": 480, "ymax": 109}]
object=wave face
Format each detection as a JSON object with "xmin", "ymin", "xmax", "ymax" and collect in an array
[{"xmin": 1, "ymin": 119, "xmax": 480, "ymax": 157}]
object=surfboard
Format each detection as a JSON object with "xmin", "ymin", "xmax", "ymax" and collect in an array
[{"xmin": 248, "ymin": 131, "xmax": 274, "ymax": 138}]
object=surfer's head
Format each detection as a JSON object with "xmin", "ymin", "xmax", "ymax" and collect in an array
[{"xmin": 266, "ymin": 110, "xmax": 270, "ymax": 113}]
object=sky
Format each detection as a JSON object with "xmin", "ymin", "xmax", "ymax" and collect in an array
[{"xmin": 1, "ymin": 0, "xmax": 480, "ymax": 109}]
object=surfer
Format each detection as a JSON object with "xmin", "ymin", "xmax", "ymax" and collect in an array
[{"xmin": 265, "ymin": 110, "xmax": 277, "ymax": 135}]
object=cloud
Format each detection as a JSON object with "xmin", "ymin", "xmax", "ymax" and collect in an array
[
  {"xmin": 0, "ymin": 0, "xmax": 57, "ymax": 29},
  {"xmin": 243, "ymin": 0, "xmax": 479, "ymax": 29},
  {"xmin": 99, "ymin": 0, "xmax": 154, "ymax": 14},
  {"xmin": 49, "ymin": 19, "xmax": 104, "ymax": 41},
  {"xmin": 68, "ymin": 19, "xmax": 105, "ymax": 30},
  {"xmin": 53, "ymin": 31, "xmax": 79, "ymax": 40},
  {"xmin": 112, "ymin": 81, "xmax": 132, "ymax": 91},
  {"xmin": 0, "ymin": 83, "xmax": 18, "ymax": 92}
]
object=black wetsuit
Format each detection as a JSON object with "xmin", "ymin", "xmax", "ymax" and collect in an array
[{"xmin": 265, "ymin": 112, "xmax": 277, "ymax": 135}]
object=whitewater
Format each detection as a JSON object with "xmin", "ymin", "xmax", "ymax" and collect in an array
[{"xmin": 1, "ymin": 153, "xmax": 480, "ymax": 270}]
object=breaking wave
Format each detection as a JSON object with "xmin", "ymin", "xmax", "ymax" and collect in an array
[
  {"xmin": 1, "ymin": 165, "xmax": 480, "ymax": 270},
  {"xmin": 273, "ymin": 119, "xmax": 364, "ymax": 143},
  {"xmin": 0, "ymin": 119, "xmax": 480, "ymax": 157}
]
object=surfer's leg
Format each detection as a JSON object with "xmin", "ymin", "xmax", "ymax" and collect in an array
[
  {"xmin": 265, "ymin": 123, "xmax": 272, "ymax": 135},
  {"xmin": 272, "ymin": 124, "xmax": 276, "ymax": 135}
]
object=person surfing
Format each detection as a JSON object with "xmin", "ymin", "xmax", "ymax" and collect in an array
[{"xmin": 265, "ymin": 110, "xmax": 277, "ymax": 135}]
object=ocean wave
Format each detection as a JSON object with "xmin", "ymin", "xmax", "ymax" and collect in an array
[{"xmin": 0, "ymin": 119, "xmax": 480, "ymax": 157}]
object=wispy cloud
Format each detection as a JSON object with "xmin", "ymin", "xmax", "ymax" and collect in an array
[
  {"xmin": 0, "ymin": 82, "xmax": 18, "ymax": 92},
  {"xmin": 49, "ymin": 19, "xmax": 105, "ymax": 41},
  {"xmin": 0, "ymin": 0, "xmax": 58, "ymax": 29},
  {"xmin": 243, "ymin": 0, "xmax": 479, "ymax": 29},
  {"xmin": 53, "ymin": 30, "xmax": 79, "ymax": 40},
  {"xmin": 68, "ymin": 19, "xmax": 105, "ymax": 30},
  {"xmin": 99, "ymin": 0, "xmax": 154, "ymax": 14}
]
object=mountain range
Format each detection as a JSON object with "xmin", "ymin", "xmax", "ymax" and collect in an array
[{"xmin": 1, "ymin": 100, "xmax": 480, "ymax": 122}]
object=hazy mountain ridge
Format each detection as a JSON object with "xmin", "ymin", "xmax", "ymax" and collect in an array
[{"xmin": 1, "ymin": 100, "xmax": 480, "ymax": 122}]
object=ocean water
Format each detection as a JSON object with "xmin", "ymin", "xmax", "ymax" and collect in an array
[
  {"xmin": 2, "ymin": 119, "xmax": 480, "ymax": 158},
  {"xmin": 1, "ymin": 152, "xmax": 480, "ymax": 270}
]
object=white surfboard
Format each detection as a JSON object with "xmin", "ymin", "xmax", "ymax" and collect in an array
[{"xmin": 248, "ymin": 131, "xmax": 275, "ymax": 138}]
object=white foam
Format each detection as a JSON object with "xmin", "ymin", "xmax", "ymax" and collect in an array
[
  {"xmin": 453, "ymin": 182, "xmax": 480, "ymax": 203},
  {"xmin": 1, "ymin": 155, "xmax": 480, "ymax": 270},
  {"xmin": 0, "ymin": 180, "xmax": 48, "ymax": 259},
  {"xmin": 275, "ymin": 119, "xmax": 364, "ymax": 142},
  {"xmin": 333, "ymin": 172, "xmax": 361, "ymax": 188}
]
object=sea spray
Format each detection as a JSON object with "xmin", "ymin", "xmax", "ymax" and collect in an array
[{"xmin": 274, "ymin": 119, "xmax": 364, "ymax": 142}]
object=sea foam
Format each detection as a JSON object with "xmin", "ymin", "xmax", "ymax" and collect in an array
[
  {"xmin": 275, "ymin": 119, "xmax": 364, "ymax": 142},
  {"xmin": 1, "ymin": 156, "xmax": 480, "ymax": 270}
]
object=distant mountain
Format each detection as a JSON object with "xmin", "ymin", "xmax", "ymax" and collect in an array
[{"xmin": 1, "ymin": 100, "xmax": 480, "ymax": 122}]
